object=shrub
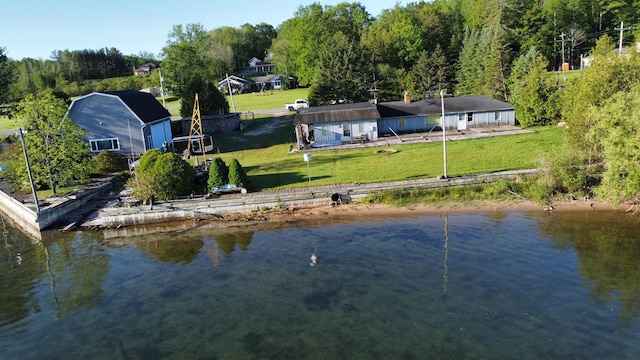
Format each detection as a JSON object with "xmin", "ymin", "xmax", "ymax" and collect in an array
[
  {"xmin": 228, "ymin": 158, "xmax": 250, "ymax": 189},
  {"xmin": 93, "ymin": 151, "xmax": 128, "ymax": 174},
  {"xmin": 207, "ymin": 157, "xmax": 229, "ymax": 190},
  {"xmin": 129, "ymin": 149, "xmax": 195, "ymax": 201}
]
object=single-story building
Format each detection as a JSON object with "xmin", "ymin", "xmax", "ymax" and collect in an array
[
  {"xmin": 66, "ymin": 90, "xmax": 173, "ymax": 157},
  {"xmin": 293, "ymin": 95, "xmax": 515, "ymax": 148},
  {"xmin": 180, "ymin": 113, "xmax": 242, "ymax": 135}
]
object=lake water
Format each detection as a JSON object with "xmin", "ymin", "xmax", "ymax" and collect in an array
[{"xmin": 1, "ymin": 210, "xmax": 640, "ymax": 359}]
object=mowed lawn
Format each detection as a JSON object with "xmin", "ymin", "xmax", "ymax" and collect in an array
[{"xmin": 208, "ymin": 115, "xmax": 563, "ymax": 190}]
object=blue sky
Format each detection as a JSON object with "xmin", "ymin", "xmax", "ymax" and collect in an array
[{"xmin": 1, "ymin": 0, "xmax": 406, "ymax": 61}]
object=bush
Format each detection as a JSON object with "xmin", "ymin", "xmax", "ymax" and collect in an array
[
  {"xmin": 207, "ymin": 157, "xmax": 229, "ymax": 190},
  {"xmin": 93, "ymin": 151, "xmax": 128, "ymax": 174},
  {"xmin": 228, "ymin": 158, "xmax": 250, "ymax": 189},
  {"xmin": 129, "ymin": 149, "xmax": 195, "ymax": 201}
]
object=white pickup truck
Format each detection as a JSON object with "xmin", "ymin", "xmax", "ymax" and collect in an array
[{"xmin": 285, "ymin": 99, "xmax": 309, "ymax": 112}]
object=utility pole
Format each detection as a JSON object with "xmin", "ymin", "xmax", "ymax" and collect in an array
[
  {"xmin": 440, "ymin": 90, "xmax": 447, "ymax": 179},
  {"xmin": 159, "ymin": 68, "xmax": 166, "ymax": 108},
  {"xmin": 557, "ymin": 33, "xmax": 571, "ymax": 81},
  {"xmin": 615, "ymin": 22, "xmax": 633, "ymax": 58},
  {"xmin": 18, "ymin": 128, "xmax": 40, "ymax": 212}
]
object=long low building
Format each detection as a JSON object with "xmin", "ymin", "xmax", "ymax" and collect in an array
[{"xmin": 293, "ymin": 95, "xmax": 516, "ymax": 148}]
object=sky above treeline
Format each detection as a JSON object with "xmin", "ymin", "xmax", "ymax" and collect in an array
[{"xmin": 1, "ymin": 0, "xmax": 407, "ymax": 61}]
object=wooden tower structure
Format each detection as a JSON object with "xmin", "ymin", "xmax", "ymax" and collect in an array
[{"xmin": 187, "ymin": 93, "xmax": 206, "ymax": 159}]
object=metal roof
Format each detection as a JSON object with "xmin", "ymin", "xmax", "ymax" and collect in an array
[
  {"xmin": 294, "ymin": 102, "xmax": 380, "ymax": 124},
  {"xmin": 294, "ymin": 96, "xmax": 514, "ymax": 124},
  {"xmin": 102, "ymin": 90, "xmax": 171, "ymax": 123}
]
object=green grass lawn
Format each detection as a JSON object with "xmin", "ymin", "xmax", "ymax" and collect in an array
[
  {"xmin": 206, "ymin": 116, "xmax": 563, "ymax": 191},
  {"xmin": 0, "ymin": 116, "xmax": 20, "ymax": 131},
  {"xmin": 163, "ymin": 88, "xmax": 310, "ymax": 116},
  {"xmin": 226, "ymin": 88, "xmax": 310, "ymax": 112}
]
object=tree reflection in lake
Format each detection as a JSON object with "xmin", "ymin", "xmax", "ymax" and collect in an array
[
  {"xmin": 538, "ymin": 211, "xmax": 640, "ymax": 322},
  {"xmin": 42, "ymin": 231, "xmax": 110, "ymax": 318},
  {"xmin": 0, "ymin": 216, "xmax": 42, "ymax": 330}
]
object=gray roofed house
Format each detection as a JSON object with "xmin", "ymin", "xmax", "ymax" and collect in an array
[
  {"xmin": 293, "ymin": 95, "xmax": 516, "ymax": 148},
  {"xmin": 66, "ymin": 90, "xmax": 173, "ymax": 157}
]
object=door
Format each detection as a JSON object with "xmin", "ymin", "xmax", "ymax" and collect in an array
[{"xmin": 458, "ymin": 113, "xmax": 468, "ymax": 130}]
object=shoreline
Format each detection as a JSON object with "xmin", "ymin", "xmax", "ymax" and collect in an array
[{"xmin": 186, "ymin": 197, "xmax": 623, "ymax": 226}]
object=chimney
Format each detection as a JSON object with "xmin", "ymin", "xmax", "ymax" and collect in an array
[{"xmin": 404, "ymin": 91, "xmax": 411, "ymax": 103}]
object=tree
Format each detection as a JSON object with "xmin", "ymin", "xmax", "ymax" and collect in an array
[
  {"xmin": 508, "ymin": 48, "xmax": 558, "ymax": 127},
  {"xmin": 208, "ymin": 157, "xmax": 229, "ymax": 190},
  {"xmin": 180, "ymin": 77, "xmax": 229, "ymax": 118},
  {"xmin": 270, "ymin": 3, "xmax": 372, "ymax": 86},
  {"xmin": 228, "ymin": 158, "xmax": 249, "ymax": 189},
  {"xmin": 308, "ymin": 34, "xmax": 373, "ymax": 105},
  {"xmin": 551, "ymin": 35, "xmax": 640, "ymax": 198},
  {"xmin": 130, "ymin": 149, "xmax": 195, "ymax": 201},
  {"xmin": 456, "ymin": 26, "xmax": 511, "ymax": 100},
  {"xmin": 161, "ymin": 24, "xmax": 215, "ymax": 97},
  {"xmin": 0, "ymin": 47, "xmax": 14, "ymax": 105},
  {"xmin": 14, "ymin": 93, "xmax": 92, "ymax": 196},
  {"xmin": 588, "ymin": 84, "xmax": 640, "ymax": 203},
  {"xmin": 409, "ymin": 46, "xmax": 451, "ymax": 98}
]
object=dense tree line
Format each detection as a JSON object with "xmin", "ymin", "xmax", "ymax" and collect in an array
[{"xmin": 2, "ymin": 48, "xmax": 159, "ymax": 102}]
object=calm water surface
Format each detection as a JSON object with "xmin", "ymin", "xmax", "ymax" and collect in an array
[{"xmin": 1, "ymin": 210, "xmax": 640, "ymax": 359}]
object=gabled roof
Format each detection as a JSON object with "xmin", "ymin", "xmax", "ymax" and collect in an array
[
  {"xmin": 294, "ymin": 96, "xmax": 514, "ymax": 124},
  {"xmin": 102, "ymin": 90, "xmax": 171, "ymax": 123}
]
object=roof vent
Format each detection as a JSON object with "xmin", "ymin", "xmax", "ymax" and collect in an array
[{"xmin": 404, "ymin": 91, "xmax": 411, "ymax": 104}]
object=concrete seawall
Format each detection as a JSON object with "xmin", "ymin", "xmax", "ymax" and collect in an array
[
  {"xmin": 87, "ymin": 169, "xmax": 538, "ymax": 229},
  {"xmin": 0, "ymin": 181, "xmax": 112, "ymax": 240}
]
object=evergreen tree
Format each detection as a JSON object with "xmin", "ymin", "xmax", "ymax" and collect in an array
[
  {"xmin": 207, "ymin": 157, "xmax": 229, "ymax": 190},
  {"xmin": 508, "ymin": 48, "xmax": 557, "ymax": 127},
  {"xmin": 0, "ymin": 47, "xmax": 14, "ymax": 105},
  {"xmin": 228, "ymin": 158, "xmax": 249, "ymax": 189},
  {"xmin": 180, "ymin": 77, "xmax": 229, "ymax": 118},
  {"xmin": 308, "ymin": 34, "xmax": 372, "ymax": 105},
  {"xmin": 130, "ymin": 149, "xmax": 195, "ymax": 201},
  {"xmin": 409, "ymin": 45, "xmax": 451, "ymax": 97}
]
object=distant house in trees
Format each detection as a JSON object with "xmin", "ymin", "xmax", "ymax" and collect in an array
[
  {"xmin": 218, "ymin": 75, "xmax": 253, "ymax": 94},
  {"xmin": 247, "ymin": 56, "xmax": 275, "ymax": 73},
  {"xmin": 133, "ymin": 63, "xmax": 158, "ymax": 76},
  {"xmin": 293, "ymin": 95, "xmax": 515, "ymax": 148},
  {"xmin": 66, "ymin": 90, "xmax": 173, "ymax": 156}
]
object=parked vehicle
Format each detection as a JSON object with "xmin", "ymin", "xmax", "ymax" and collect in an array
[{"xmin": 285, "ymin": 99, "xmax": 309, "ymax": 112}]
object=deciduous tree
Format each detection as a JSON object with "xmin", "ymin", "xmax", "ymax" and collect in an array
[{"xmin": 14, "ymin": 93, "xmax": 92, "ymax": 196}]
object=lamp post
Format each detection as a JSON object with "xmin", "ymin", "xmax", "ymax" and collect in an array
[
  {"xmin": 18, "ymin": 128, "xmax": 40, "ymax": 212},
  {"xmin": 440, "ymin": 90, "xmax": 448, "ymax": 179}
]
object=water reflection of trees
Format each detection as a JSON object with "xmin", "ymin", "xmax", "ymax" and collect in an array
[
  {"xmin": 540, "ymin": 211, "xmax": 640, "ymax": 321},
  {"xmin": 140, "ymin": 238, "xmax": 204, "ymax": 264},
  {"xmin": 214, "ymin": 232, "xmax": 254, "ymax": 255},
  {"xmin": 0, "ymin": 218, "xmax": 42, "ymax": 328},
  {"xmin": 44, "ymin": 232, "xmax": 110, "ymax": 318}
]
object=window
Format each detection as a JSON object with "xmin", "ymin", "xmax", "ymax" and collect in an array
[
  {"xmin": 399, "ymin": 118, "xmax": 406, "ymax": 128},
  {"xmin": 495, "ymin": 111, "xmax": 502, "ymax": 122},
  {"xmin": 343, "ymin": 123, "xmax": 351, "ymax": 137},
  {"xmin": 90, "ymin": 138, "xmax": 120, "ymax": 152},
  {"xmin": 467, "ymin": 112, "xmax": 473, "ymax": 122}
]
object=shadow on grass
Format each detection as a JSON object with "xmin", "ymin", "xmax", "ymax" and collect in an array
[
  {"xmin": 215, "ymin": 116, "xmax": 294, "ymax": 152},
  {"xmin": 246, "ymin": 172, "xmax": 332, "ymax": 190}
]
